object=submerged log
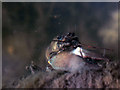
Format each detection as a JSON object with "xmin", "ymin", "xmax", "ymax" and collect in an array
[{"xmin": 13, "ymin": 60, "xmax": 120, "ymax": 88}]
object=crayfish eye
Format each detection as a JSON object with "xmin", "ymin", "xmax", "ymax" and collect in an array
[
  {"xmin": 67, "ymin": 32, "xmax": 75, "ymax": 37},
  {"xmin": 57, "ymin": 36, "xmax": 61, "ymax": 39},
  {"xmin": 57, "ymin": 35, "xmax": 63, "ymax": 40}
]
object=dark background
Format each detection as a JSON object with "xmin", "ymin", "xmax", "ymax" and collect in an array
[{"xmin": 2, "ymin": 2, "xmax": 118, "ymax": 86}]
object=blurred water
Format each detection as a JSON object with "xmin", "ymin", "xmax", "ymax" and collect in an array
[{"xmin": 2, "ymin": 2, "xmax": 118, "ymax": 87}]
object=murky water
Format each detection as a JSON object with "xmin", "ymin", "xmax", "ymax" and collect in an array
[{"xmin": 2, "ymin": 2, "xmax": 118, "ymax": 87}]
